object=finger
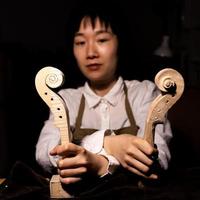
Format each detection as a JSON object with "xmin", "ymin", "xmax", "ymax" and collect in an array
[
  {"xmin": 125, "ymin": 164, "xmax": 158, "ymax": 180},
  {"xmin": 125, "ymin": 154, "xmax": 150, "ymax": 173},
  {"xmin": 59, "ymin": 167, "xmax": 87, "ymax": 177},
  {"xmin": 50, "ymin": 145, "xmax": 66, "ymax": 156},
  {"xmin": 127, "ymin": 147, "xmax": 153, "ymax": 166},
  {"xmin": 57, "ymin": 143, "xmax": 83, "ymax": 157},
  {"xmin": 148, "ymin": 173, "xmax": 158, "ymax": 180},
  {"xmin": 133, "ymin": 138, "xmax": 154, "ymax": 155},
  {"xmin": 60, "ymin": 176, "xmax": 82, "ymax": 185},
  {"xmin": 57, "ymin": 156, "xmax": 87, "ymax": 169},
  {"xmin": 50, "ymin": 146, "xmax": 59, "ymax": 156},
  {"xmin": 51, "ymin": 143, "xmax": 82, "ymax": 157},
  {"xmin": 125, "ymin": 164, "xmax": 148, "ymax": 178},
  {"xmin": 123, "ymin": 155, "xmax": 159, "ymax": 180}
]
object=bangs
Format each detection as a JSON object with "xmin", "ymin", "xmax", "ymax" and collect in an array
[
  {"xmin": 69, "ymin": 1, "xmax": 120, "ymax": 36},
  {"xmin": 80, "ymin": 16, "xmax": 110, "ymax": 31}
]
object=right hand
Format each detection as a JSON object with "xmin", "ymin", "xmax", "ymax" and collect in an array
[{"xmin": 50, "ymin": 142, "xmax": 109, "ymax": 184}]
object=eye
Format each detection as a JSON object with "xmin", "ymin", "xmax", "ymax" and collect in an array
[
  {"xmin": 74, "ymin": 36, "xmax": 86, "ymax": 46},
  {"xmin": 74, "ymin": 40, "xmax": 85, "ymax": 46},
  {"xmin": 97, "ymin": 38, "xmax": 109, "ymax": 43},
  {"xmin": 96, "ymin": 32, "xmax": 113, "ymax": 44}
]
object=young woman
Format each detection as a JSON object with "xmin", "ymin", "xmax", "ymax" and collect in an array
[{"xmin": 35, "ymin": 1, "xmax": 172, "ymax": 196}]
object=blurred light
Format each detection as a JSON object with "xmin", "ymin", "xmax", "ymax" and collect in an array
[{"xmin": 153, "ymin": 35, "xmax": 173, "ymax": 58}]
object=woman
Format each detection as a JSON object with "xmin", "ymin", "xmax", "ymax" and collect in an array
[{"xmin": 36, "ymin": 1, "xmax": 172, "ymax": 196}]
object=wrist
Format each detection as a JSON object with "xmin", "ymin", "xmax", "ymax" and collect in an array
[
  {"xmin": 104, "ymin": 135, "xmax": 114, "ymax": 155},
  {"xmin": 96, "ymin": 154, "xmax": 109, "ymax": 176}
]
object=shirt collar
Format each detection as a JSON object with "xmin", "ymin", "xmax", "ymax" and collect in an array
[{"xmin": 83, "ymin": 77, "xmax": 124, "ymax": 109}]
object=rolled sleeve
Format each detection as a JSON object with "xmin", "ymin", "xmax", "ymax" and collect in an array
[
  {"xmin": 35, "ymin": 118, "xmax": 60, "ymax": 172},
  {"xmin": 81, "ymin": 130, "xmax": 120, "ymax": 176},
  {"xmin": 81, "ymin": 130, "xmax": 105, "ymax": 153},
  {"xmin": 154, "ymin": 121, "xmax": 172, "ymax": 170},
  {"xmin": 98, "ymin": 148, "xmax": 120, "ymax": 176}
]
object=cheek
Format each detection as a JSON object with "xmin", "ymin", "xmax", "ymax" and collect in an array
[
  {"xmin": 99, "ymin": 44, "xmax": 117, "ymax": 60},
  {"xmin": 73, "ymin": 48, "xmax": 78, "ymax": 60},
  {"xmin": 106, "ymin": 40, "xmax": 118, "ymax": 57},
  {"xmin": 109, "ymin": 49, "xmax": 118, "ymax": 73},
  {"xmin": 107, "ymin": 46, "xmax": 118, "ymax": 64},
  {"xmin": 107, "ymin": 38, "xmax": 118, "ymax": 59},
  {"xmin": 74, "ymin": 48, "xmax": 84, "ymax": 64}
]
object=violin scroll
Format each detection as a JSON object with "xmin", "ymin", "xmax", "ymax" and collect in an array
[
  {"xmin": 143, "ymin": 68, "xmax": 185, "ymax": 146},
  {"xmin": 155, "ymin": 68, "xmax": 184, "ymax": 95},
  {"xmin": 35, "ymin": 66, "xmax": 70, "ymax": 144},
  {"xmin": 45, "ymin": 68, "xmax": 64, "ymax": 89}
]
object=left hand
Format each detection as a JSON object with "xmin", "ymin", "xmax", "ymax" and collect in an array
[{"xmin": 104, "ymin": 134, "xmax": 158, "ymax": 179}]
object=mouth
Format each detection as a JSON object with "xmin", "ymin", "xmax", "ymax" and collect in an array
[{"xmin": 86, "ymin": 63, "xmax": 102, "ymax": 70}]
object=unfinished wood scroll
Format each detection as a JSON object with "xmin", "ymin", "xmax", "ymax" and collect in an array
[
  {"xmin": 35, "ymin": 66, "xmax": 184, "ymax": 197},
  {"xmin": 35, "ymin": 66, "xmax": 72, "ymax": 198},
  {"xmin": 143, "ymin": 68, "xmax": 185, "ymax": 146},
  {"xmin": 35, "ymin": 66, "xmax": 71, "ymax": 144}
]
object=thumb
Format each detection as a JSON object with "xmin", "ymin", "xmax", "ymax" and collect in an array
[{"xmin": 50, "ymin": 146, "xmax": 58, "ymax": 156}]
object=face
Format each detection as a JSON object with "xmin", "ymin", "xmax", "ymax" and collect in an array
[{"xmin": 73, "ymin": 17, "xmax": 118, "ymax": 85}]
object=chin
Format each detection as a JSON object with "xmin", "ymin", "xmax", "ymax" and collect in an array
[
  {"xmin": 88, "ymin": 76, "xmax": 104, "ymax": 83},
  {"xmin": 87, "ymin": 74, "xmax": 104, "ymax": 82}
]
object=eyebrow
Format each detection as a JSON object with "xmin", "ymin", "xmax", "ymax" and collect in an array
[{"xmin": 74, "ymin": 29, "xmax": 113, "ymax": 37}]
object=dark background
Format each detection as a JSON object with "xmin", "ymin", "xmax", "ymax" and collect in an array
[{"xmin": 0, "ymin": 0, "xmax": 200, "ymax": 177}]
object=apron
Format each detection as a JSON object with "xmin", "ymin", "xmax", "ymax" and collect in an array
[
  {"xmin": 63, "ymin": 84, "xmax": 161, "ymax": 199},
  {"xmin": 72, "ymin": 84, "xmax": 139, "ymax": 144}
]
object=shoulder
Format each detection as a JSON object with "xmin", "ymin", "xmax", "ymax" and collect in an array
[
  {"xmin": 124, "ymin": 79, "xmax": 160, "ymax": 102},
  {"xmin": 125, "ymin": 79, "xmax": 157, "ymax": 93},
  {"xmin": 59, "ymin": 86, "xmax": 83, "ymax": 97},
  {"xmin": 58, "ymin": 86, "xmax": 84, "ymax": 105}
]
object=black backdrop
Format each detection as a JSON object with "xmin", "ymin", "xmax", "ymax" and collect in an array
[{"xmin": 0, "ymin": 0, "xmax": 199, "ymax": 177}]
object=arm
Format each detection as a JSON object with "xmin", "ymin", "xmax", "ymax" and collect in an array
[
  {"xmin": 104, "ymin": 80, "xmax": 172, "ymax": 179},
  {"xmin": 35, "ymin": 88, "xmax": 81, "ymax": 172},
  {"xmin": 35, "ymin": 113, "xmax": 61, "ymax": 172},
  {"xmin": 81, "ymin": 129, "xmax": 120, "ymax": 174},
  {"xmin": 50, "ymin": 142, "xmax": 109, "ymax": 184},
  {"xmin": 35, "ymin": 117, "xmax": 116, "ymax": 176},
  {"xmin": 104, "ymin": 134, "xmax": 158, "ymax": 179},
  {"xmin": 36, "ymin": 117, "xmax": 110, "ymax": 182}
]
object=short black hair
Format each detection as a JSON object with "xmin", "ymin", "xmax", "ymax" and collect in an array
[
  {"xmin": 63, "ymin": 0, "xmax": 136, "ymax": 84},
  {"xmin": 67, "ymin": 1, "xmax": 123, "ymax": 37}
]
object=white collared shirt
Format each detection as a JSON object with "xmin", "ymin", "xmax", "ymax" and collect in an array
[{"xmin": 36, "ymin": 77, "xmax": 172, "ymax": 172}]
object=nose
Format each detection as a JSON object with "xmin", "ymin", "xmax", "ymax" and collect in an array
[{"xmin": 86, "ymin": 42, "xmax": 98, "ymax": 59}]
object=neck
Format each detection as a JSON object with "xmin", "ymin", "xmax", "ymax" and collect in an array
[{"xmin": 90, "ymin": 77, "xmax": 117, "ymax": 97}]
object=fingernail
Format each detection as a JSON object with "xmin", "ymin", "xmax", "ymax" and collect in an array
[
  {"xmin": 59, "ymin": 160, "xmax": 63, "ymax": 167},
  {"xmin": 152, "ymin": 174, "xmax": 158, "ymax": 179}
]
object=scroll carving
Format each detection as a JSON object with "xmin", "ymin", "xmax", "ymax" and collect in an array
[
  {"xmin": 35, "ymin": 66, "xmax": 185, "ymax": 196},
  {"xmin": 35, "ymin": 66, "xmax": 70, "ymax": 144},
  {"xmin": 143, "ymin": 68, "xmax": 185, "ymax": 146},
  {"xmin": 35, "ymin": 66, "xmax": 71, "ymax": 198}
]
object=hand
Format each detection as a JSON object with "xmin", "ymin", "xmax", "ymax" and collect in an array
[
  {"xmin": 104, "ymin": 134, "xmax": 158, "ymax": 179},
  {"xmin": 50, "ymin": 142, "xmax": 108, "ymax": 184}
]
